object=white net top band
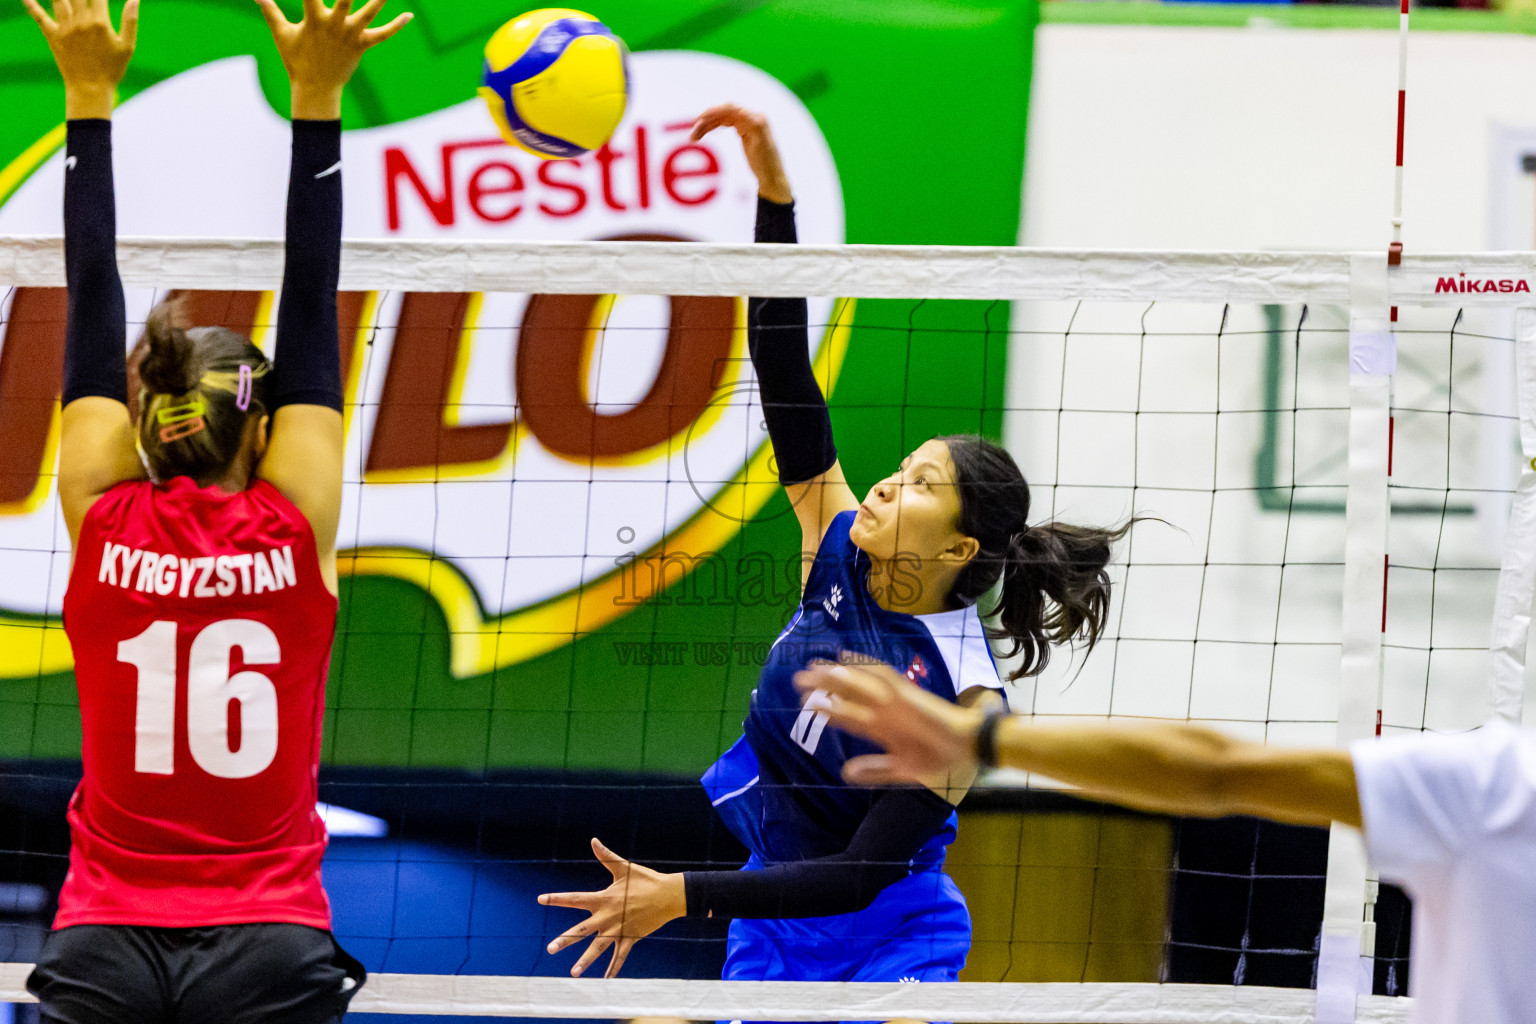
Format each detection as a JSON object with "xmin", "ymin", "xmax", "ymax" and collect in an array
[
  {"xmin": 0, "ymin": 965, "xmax": 1410, "ymax": 1023},
  {"xmin": 5, "ymin": 235, "xmax": 1536, "ymax": 304}
]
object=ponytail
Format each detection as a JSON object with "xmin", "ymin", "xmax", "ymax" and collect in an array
[
  {"xmin": 992, "ymin": 519, "xmax": 1131, "ymax": 680},
  {"xmin": 941, "ymin": 434, "xmax": 1136, "ymax": 681}
]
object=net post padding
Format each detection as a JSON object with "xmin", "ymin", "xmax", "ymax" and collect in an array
[
  {"xmin": 1316, "ymin": 258, "xmax": 1395, "ymax": 1023},
  {"xmin": 1488, "ymin": 307, "xmax": 1536, "ymax": 723}
]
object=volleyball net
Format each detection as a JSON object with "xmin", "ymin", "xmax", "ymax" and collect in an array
[{"xmin": 3, "ymin": 238, "xmax": 1534, "ymax": 1023}]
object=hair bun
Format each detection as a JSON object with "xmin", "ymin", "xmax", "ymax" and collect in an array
[{"xmin": 137, "ymin": 299, "xmax": 199, "ymax": 396}]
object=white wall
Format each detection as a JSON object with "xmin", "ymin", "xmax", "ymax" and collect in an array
[
  {"xmin": 1004, "ymin": 24, "xmax": 1536, "ymax": 740},
  {"xmin": 1022, "ymin": 24, "xmax": 1536, "ymax": 252}
]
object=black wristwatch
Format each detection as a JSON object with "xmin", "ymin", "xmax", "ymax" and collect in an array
[{"xmin": 974, "ymin": 706, "xmax": 1009, "ymax": 769}]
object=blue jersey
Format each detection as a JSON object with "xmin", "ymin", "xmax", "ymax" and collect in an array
[
  {"xmin": 702, "ymin": 511, "xmax": 1003, "ymax": 1006},
  {"xmin": 706, "ymin": 511, "xmax": 1003, "ymax": 866}
]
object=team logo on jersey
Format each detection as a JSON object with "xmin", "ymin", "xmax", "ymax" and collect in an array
[
  {"xmin": 823, "ymin": 583, "xmax": 844, "ymax": 621},
  {"xmin": 905, "ymin": 655, "xmax": 927, "ymax": 682}
]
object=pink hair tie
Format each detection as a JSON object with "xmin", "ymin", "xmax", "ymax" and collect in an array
[{"xmin": 236, "ymin": 364, "xmax": 254, "ymax": 411}]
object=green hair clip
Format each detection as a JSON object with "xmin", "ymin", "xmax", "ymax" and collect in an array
[{"xmin": 155, "ymin": 400, "xmax": 206, "ymax": 425}]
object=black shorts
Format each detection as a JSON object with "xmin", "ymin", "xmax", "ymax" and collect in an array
[{"xmin": 26, "ymin": 922, "xmax": 366, "ymax": 1024}]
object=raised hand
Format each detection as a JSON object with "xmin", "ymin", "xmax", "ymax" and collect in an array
[
  {"xmin": 253, "ymin": 0, "xmax": 412, "ymax": 120},
  {"xmin": 538, "ymin": 837, "xmax": 686, "ymax": 979},
  {"xmin": 691, "ymin": 103, "xmax": 792, "ymax": 205},
  {"xmin": 22, "ymin": 0, "xmax": 140, "ymax": 118}
]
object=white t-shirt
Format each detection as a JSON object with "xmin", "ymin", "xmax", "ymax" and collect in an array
[{"xmin": 1352, "ymin": 719, "xmax": 1536, "ymax": 1024}]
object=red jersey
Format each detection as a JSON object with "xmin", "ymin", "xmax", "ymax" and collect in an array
[{"xmin": 57, "ymin": 477, "xmax": 338, "ymax": 930}]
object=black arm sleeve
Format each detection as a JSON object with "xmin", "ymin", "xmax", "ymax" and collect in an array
[
  {"xmin": 268, "ymin": 119, "xmax": 344, "ymax": 412},
  {"xmin": 61, "ymin": 119, "xmax": 129, "ymax": 407},
  {"xmin": 749, "ymin": 197, "xmax": 837, "ymax": 485},
  {"xmin": 683, "ymin": 785, "xmax": 954, "ymax": 920}
]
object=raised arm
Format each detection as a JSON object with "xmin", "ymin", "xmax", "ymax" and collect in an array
[
  {"xmin": 252, "ymin": 0, "xmax": 410, "ymax": 592},
  {"xmin": 797, "ymin": 660, "xmax": 1363, "ymax": 830},
  {"xmin": 24, "ymin": 0, "xmax": 147, "ymax": 544},
  {"xmin": 692, "ymin": 105, "xmax": 858, "ymax": 585}
]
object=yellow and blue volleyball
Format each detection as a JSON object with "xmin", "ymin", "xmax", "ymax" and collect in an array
[{"xmin": 478, "ymin": 9, "xmax": 629, "ymax": 160}]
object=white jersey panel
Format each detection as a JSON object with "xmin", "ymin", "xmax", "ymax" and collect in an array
[{"xmin": 914, "ymin": 604, "xmax": 1004, "ymax": 701}]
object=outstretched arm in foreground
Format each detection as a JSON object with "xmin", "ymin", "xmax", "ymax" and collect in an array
[
  {"xmin": 252, "ymin": 0, "xmax": 410, "ymax": 592},
  {"xmin": 795, "ymin": 660, "xmax": 1363, "ymax": 830},
  {"xmin": 24, "ymin": 0, "xmax": 147, "ymax": 544}
]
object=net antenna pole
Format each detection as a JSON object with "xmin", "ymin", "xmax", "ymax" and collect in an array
[
  {"xmin": 1388, "ymin": 0, "xmax": 1408, "ymax": 280},
  {"xmin": 1317, "ymin": 6, "xmax": 1409, "ymax": 1022}
]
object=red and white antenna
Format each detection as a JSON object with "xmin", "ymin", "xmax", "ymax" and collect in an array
[
  {"xmin": 1388, "ymin": 0, "xmax": 1409, "ymax": 293},
  {"xmin": 1381, "ymin": 0, "xmax": 1410, "ymax": 742}
]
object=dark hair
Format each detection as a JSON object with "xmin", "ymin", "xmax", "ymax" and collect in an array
[
  {"xmin": 136, "ymin": 298, "xmax": 272, "ymax": 483},
  {"xmin": 940, "ymin": 434, "xmax": 1134, "ymax": 681}
]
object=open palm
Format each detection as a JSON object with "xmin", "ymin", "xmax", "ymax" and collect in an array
[
  {"xmin": 538, "ymin": 838, "xmax": 685, "ymax": 979},
  {"xmin": 22, "ymin": 0, "xmax": 138, "ymax": 108},
  {"xmin": 253, "ymin": 0, "xmax": 411, "ymax": 117}
]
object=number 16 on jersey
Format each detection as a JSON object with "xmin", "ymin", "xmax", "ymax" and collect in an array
[{"xmin": 118, "ymin": 618, "xmax": 282, "ymax": 779}]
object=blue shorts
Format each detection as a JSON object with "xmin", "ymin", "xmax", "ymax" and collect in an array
[{"xmin": 720, "ymin": 865, "xmax": 970, "ymax": 1024}]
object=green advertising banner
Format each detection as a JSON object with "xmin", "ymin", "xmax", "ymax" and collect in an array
[{"xmin": 0, "ymin": 0, "xmax": 1034, "ymax": 777}]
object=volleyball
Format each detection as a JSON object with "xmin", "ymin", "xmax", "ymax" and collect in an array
[{"xmin": 478, "ymin": 8, "xmax": 629, "ymax": 160}]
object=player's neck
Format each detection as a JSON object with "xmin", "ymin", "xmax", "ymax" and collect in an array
[
  {"xmin": 195, "ymin": 460, "xmax": 254, "ymax": 495},
  {"xmin": 864, "ymin": 556, "xmax": 953, "ymax": 617}
]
